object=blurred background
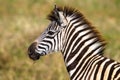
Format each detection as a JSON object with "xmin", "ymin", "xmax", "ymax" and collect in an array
[{"xmin": 0, "ymin": 0, "xmax": 120, "ymax": 80}]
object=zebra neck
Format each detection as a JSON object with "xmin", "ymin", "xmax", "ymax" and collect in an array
[
  {"xmin": 62, "ymin": 24, "xmax": 105, "ymax": 60},
  {"xmin": 62, "ymin": 38, "xmax": 104, "ymax": 78},
  {"xmin": 61, "ymin": 22, "xmax": 105, "ymax": 77}
]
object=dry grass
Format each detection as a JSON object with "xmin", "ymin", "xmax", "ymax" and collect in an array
[{"xmin": 0, "ymin": 0, "xmax": 120, "ymax": 80}]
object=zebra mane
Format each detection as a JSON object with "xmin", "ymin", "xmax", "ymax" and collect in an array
[
  {"xmin": 47, "ymin": 6, "xmax": 106, "ymax": 54},
  {"xmin": 47, "ymin": 6, "xmax": 83, "ymax": 21}
]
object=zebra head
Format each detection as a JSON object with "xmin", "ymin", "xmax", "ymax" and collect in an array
[{"xmin": 28, "ymin": 5, "xmax": 68, "ymax": 60}]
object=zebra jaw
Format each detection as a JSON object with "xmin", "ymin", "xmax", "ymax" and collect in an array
[{"xmin": 28, "ymin": 42, "xmax": 41, "ymax": 61}]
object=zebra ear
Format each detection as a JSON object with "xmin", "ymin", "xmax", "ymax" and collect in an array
[
  {"xmin": 54, "ymin": 5, "xmax": 67, "ymax": 27},
  {"xmin": 53, "ymin": 5, "xmax": 61, "ymax": 25}
]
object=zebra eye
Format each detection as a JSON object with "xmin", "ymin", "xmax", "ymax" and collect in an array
[{"xmin": 47, "ymin": 31, "xmax": 55, "ymax": 35}]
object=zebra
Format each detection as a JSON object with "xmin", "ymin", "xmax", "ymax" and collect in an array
[{"xmin": 28, "ymin": 5, "xmax": 120, "ymax": 80}]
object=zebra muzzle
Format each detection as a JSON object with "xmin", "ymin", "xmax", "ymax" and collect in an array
[{"xmin": 28, "ymin": 42, "xmax": 40, "ymax": 61}]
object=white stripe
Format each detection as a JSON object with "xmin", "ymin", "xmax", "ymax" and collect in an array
[
  {"xmin": 64, "ymin": 26, "xmax": 90, "ymax": 60},
  {"xmin": 64, "ymin": 19, "xmax": 84, "ymax": 44},
  {"xmin": 111, "ymin": 64, "xmax": 120, "ymax": 79},
  {"xmin": 96, "ymin": 59, "xmax": 110, "ymax": 80},
  {"xmin": 102, "ymin": 60, "xmax": 116, "ymax": 80},
  {"xmin": 38, "ymin": 42, "xmax": 51, "ymax": 50},
  {"xmin": 67, "ymin": 41, "xmax": 103, "ymax": 78},
  {"xmin": 90, "ymin": 64, "xmax": 98, "ymax": 80},
  {"xmin": 73, "ymin": 56, "xmax": 104, "ymax": 80},
  {"xmin": 72, "ymin": 31, "xmax": 92, "ymax": 52},
  {"xmin": 67, "ymin": 37, "xmax": 95, "ymax": 66},
  {"xmin": 63, "ymin": 19, "xmax": 78, "ymax": 51},
  {"xmin": 66, "ymin": 34, "xmax": 93, "ymax": 65}
]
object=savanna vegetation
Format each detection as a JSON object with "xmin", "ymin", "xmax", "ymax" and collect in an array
[{"xmin": 0, "ymin": 0, "xmax": 120, "ymax": 80}]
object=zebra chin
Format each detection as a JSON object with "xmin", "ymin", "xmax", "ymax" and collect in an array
[{"xmin": 28, "ymin": 42, "xmax": 41, "ymax": 61}]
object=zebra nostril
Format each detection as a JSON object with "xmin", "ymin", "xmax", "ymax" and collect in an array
[{"xmin": 28, "ymin": 42, "xmax": 37, "ymax": 55}]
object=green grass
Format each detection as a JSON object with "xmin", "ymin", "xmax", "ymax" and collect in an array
[{"xmin": 0, "ymin": 0, "xmax": 120, "ymax": 80}]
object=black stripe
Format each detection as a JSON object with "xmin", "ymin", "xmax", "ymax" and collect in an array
[
  {"xmin": 64, "ymin": 27, "xmax": 92, "ymax": 60},
  {"xmin": 43, "ymin": 40, "xmax": 53, "ymax": 50},
  {"xmin": 70, "ymin": 54, "xmax": 99, "ymax": 79},
  {"xmin": 100, "ymin": 60, "xmax": 113, "ymax": 80},
  {"xmin": 53, "ymin": 38, "xmax": 56, "ymax": 50},
  {"xmin": 67, "ymin": 37, "xmax": 99, "ymax": 72},
  {"xmin": 93, "ymin": 58, "xmax": 106, "ymax": 80},
  {"xmin": 64, "ymin": 17, "xmax": 79, "ymax": 35},
  {"xmin": 84, "ymin": 45, "xmax": 104, "ymax": 79},
  {"xmin": 66, "ymin": 33, "xmax": 96, "ymax": 62},
  {"xmin": 37, "ymin": 46, "xmax": 46, "ymax": 50},
  {"xmin": 64, "ymin": 23, "xmax": 88, "ymax": 51},
  {"xmin": 73, "ymin": 39, "xmax": 100, "ymax": 79},
  {"xmin": 57, "ymin": 34, "xmax": 59, "ymax": 50},
  {"xmin": 83, "ymin": 47, "xmax": 104, "ymax": 80},
  {"xmin": 65, "ymin": 21, "xmax": 86, "ymax": 42},
  {"xmin": 40, "ymin": 43, "xmax": 49, "ymax": 50},
  {"xmin": 63, "ymin": 18, "xmax": 86, "ymax": 52},
  {"xmin": 114, "ymin": 67, "xmax": 120, "ymax": 79},
  {"xmin": 42, "ymin": 51, "xmax": 47, "ymax": 55},
  {"xmin": 85, "ymin": 45, "xmax": 104, "ymax": 79},
  {"xmin": 78, "ymin": 55, "xmax": 100, "ymax": 80},
  {"xmin": 107, "ymin": 61, "xmax": 117, "ymax": 80}
]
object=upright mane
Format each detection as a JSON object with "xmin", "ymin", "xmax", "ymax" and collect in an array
[
  {"xmin": 47, "ymin": 6, "xmax": 106, "ymax": 54},
  {"xmin": 47, "ymin": 6, "xmax": 83, "ymax": 21}
]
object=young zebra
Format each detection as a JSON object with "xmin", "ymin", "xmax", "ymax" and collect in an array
[{"xmin": 28, "ymin": 5, "xmax": 120, "ymax": 80}]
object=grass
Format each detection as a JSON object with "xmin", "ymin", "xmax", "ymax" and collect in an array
[{"xmin": 0, "ymin": 0, "xmax": 120, "ymax": 80}]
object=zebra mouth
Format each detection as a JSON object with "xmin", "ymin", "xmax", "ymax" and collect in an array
[
  {"xmin": 28, "ymin": 52, "xmax": 40, "ymax": 60},
  {"xmin": 28, "ymin": 42, "xmax": 40, "ymax": 61}
]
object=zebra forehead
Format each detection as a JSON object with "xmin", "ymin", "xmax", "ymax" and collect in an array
[{"xmin": 47, "ymin": 21, "xmax": 59, "ymax": 30}]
